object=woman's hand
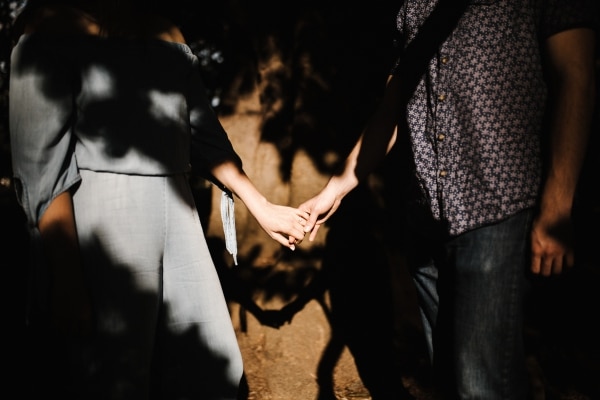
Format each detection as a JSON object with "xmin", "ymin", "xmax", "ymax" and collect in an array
[
  {"xmin": 252, "ymin": 202, "xmax": 309, "ymax": 250},
  {"xmin": 210, "ymin": 162, "xmax": 310, "ymax": 250}
]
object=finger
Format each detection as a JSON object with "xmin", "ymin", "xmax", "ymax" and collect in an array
[
  {"xmin": 297, "ymin": 210, "xmax": 310, "ymax": 221},
  {"xmin": 530, "ymin": 255, "xmax": 541, "ymax": 275},
  {"xmin": 289, "ymin": 234, "xmax": 301, "ymax": 249},
  {"xmin": 272, "ymin": 232, "xmax": 293, "ymax": 250},
  {"xmin": 308, "ymin": 223, "xmax": 322, "ymax": 242},
  {"xmin": 294, "ymin": 226, "xmax": 307, "ymax": 242},
  {"xmin": 284, "ymin": 231, "xmax": 302, "ymax": 250},
  {"xmin": 286, "ymin": 221, "xmax": 305, "ymax": 239},
  {"xmin": 540, "ymin": 257, "xmax": 554, "ymax": 277},
  {"xmin": 552, "ymin": 257, "xmax": 564, "ymax": 275},
  {"xmin": 306, "ymin": 209, "xmax": 333, "ymax": 234},
  {"xmin": 297, "ymin": 202, "xmax": 311, "ymax": 214},
  {"xmin": 304, "ymin": 212, "xmax": 320, "ymax": 233},
  {"xmin": 304, "ymin": 203, "xmax": 321, "ymax": 232},
  {"xmin": 564, "ymin": 251, "xmax": 575, "ymax": 269},
  {"xmin": 297, "ymin": 217, "xmax": 308, "ymax": 229}
]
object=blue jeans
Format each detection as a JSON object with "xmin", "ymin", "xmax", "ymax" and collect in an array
[{"xmin": 406, "ymin": 209, "xmax": 533, "ymax": 400}]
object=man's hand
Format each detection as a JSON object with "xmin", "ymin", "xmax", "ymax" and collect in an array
[
  {"xmin": 530, "ymin": 213, "xmax": 575, "ymax": 276},
  {"xmin": 298, "ymin": 185, "xmax": 342, "ymax": 242}
]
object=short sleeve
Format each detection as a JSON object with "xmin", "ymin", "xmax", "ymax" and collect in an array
[
  {"xmin": 186, "ymin": 54, "xmax": 242, "ymax": 190},
  {"xmin": 9, "ymin": 34, "xmax": 80, "ymax": 228},
  {"xmin": 540, "ymin": 0, "xmax": 599, "ymax": 40}
]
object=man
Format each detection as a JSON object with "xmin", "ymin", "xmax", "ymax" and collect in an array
[{"xmin": 299, "ymin": 1, "xmax": 597, "ymax": 398}]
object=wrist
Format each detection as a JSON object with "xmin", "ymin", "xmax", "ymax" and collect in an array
[{"xmin": 327, "ymin": 174, "xmax": 357, "ymax": 200}]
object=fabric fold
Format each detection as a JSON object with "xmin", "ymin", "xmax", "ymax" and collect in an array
[{"xmin": 221, "ymin": 190, "xmax": 238, "ymax": 265}]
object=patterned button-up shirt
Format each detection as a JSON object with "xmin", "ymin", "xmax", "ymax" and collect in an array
[{"xmin": 391, "ymin": 0, "xmax": 595, "ymax": 236}]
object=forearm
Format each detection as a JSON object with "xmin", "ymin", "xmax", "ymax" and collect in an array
[
  {"xmin": 328, "ymin": 74, "xmax": 402, "ymax": 199},
  {"xmin": 325, "ymin": 138, "xmax": 363, "ymax": 200},
  {"xmin": 539, "ymin": 28, "xmax": 596, "ymax": 216},
  {"xmin": 210, "ymin": 160, "xmax": 309, "ymax": 249},
  {"xmin": 210, "ymin": 161, "xmax": 269, "ymax": 214},
  {"xmin": 38, "ymin": 191, "xmax": 83, "ymax": 278},
  {"xmin": 540, "ymin": 78, "xmax": 594, "ymax": 215}
]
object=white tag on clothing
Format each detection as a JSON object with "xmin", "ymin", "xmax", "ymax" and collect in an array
[{"xmin": 221, "ymin": 190, "xmax": 238, "ymax": 265}]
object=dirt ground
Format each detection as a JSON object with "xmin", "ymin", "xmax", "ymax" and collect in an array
[
  {"xmin": 216, "ymin": 95, "xmax": 600, "ymax": 400},
  {"xmin": 4, "ymin": 165, "xmax": 599, "ymax": 400},
  {"xmin": 231, "ymin": 255, "xmax": 600, "ymax": 400},
  {"xmin": 5, "ymin": 85, "xmax": 599, "ymax": 400}
]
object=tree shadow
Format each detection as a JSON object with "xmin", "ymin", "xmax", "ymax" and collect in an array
[
  {"xmin": 4, "ymin": 1, "xmax": 600, "ymax": 399},
  {"xmin": 23, "ymin": 230, "xmax": 243, "ymax": 398}
]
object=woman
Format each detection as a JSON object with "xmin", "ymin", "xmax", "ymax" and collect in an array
[{"xmin": 10, "ymin": 1, "xmax": 308, "ymax": 398}]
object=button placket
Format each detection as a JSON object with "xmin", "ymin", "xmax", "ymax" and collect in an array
[{"xmin": 436, "ymin": 54, "xmax": 450, "ymax": 182}]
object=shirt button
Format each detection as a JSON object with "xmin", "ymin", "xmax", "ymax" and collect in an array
[
  {"xmin": 439, "ymin": 170, "xmax": 447, "ymax": 177},
  {"xmin": 437, "ymin": 134, "xmax": 445, "ymax": 141},
  {"xmin": 441, "ymin": 56, "xmax": 449, "ymax": 64},
  {"xmin": 438, "ymin": 93, "xmax": 446, "ymax": 101}
]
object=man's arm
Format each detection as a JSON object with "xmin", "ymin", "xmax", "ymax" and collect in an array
[
  {"xmin": 531, "ymin": 27, "xmax": 596, "ymax": 276},
  {"xmin": 300, "ymin": 74, "xmax": 403, "ymax": 241}
]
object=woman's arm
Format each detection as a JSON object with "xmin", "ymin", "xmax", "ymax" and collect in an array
[
  {"xmin": 38, "ymin": 191, "xmax": 93, "ymax": 336},
  {"xmin": 210, "ymin": 161, "xmax": 309, "ymax": 250}
]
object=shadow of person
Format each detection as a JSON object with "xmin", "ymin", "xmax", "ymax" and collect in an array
[
  {"xmin": 310, "ymin": 1, "xmax": 472, "ymax": 398},
  {"xmin": 211, "ymin": 1, "xmax": 473, "ymax": 397},
  {"xmin": 241, "ymin": 182, "xmax": 427, "ymax": 400},
  {"xmin": 314, "ymin": 183, "xmax": 419, "ymax": 400}
]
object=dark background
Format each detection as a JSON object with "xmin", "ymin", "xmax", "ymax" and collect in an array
[{"xmin": 1, "ymin": 1, "xmax": 599, "ymax": 398}]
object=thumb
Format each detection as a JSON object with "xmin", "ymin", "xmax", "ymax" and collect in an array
[
  {"xmin": 308, "ymin": 223, "xmax": 322, "ymax": 242},
  {"xmin": 303, "ymin": 209, "xmax": 320, "ymax": 233}
]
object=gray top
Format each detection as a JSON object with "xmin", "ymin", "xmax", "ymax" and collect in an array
[{"xmin": 10, "ymin": 32, "xmax": 242, "ymax": 227}]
